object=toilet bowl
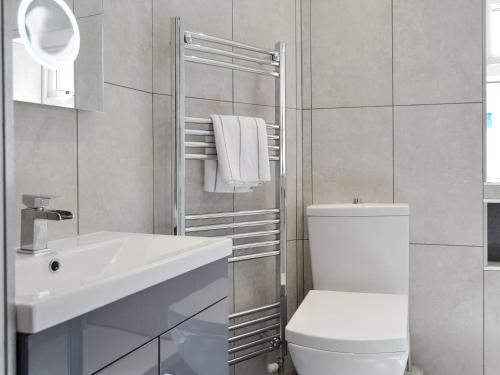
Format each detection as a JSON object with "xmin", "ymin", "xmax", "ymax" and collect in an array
[
  {"xmin": 286, "ymin": 290, "xmax": 409, "ymax": 375},
  {"xmin": 286, "ymin": 203, "xmax": 410, "ymax": 375}
]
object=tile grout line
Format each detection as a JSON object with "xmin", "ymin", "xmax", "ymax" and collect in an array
[
  {"xmin": 304, "ymin": 102, "xmax": 483, "ymax": 111},
  {"xmin": 411, "ymin": 242, "xmax": 484, "ymax": 248},
  {"xmin": 151, "ymin": 0, "xmax": 155, "ymax": 234},
  {"xmin": 307, "ymin": 0, "xmax": 312, "ymax": 298},
  {"xmin": 152, "ymin": 92, "xmax": 300, "ymax": 110},
  {"xmin": 76, "ymin": 110, "xmax": 80, "ymax": 235},
  {"xmin": 391, "ymin": 0, "xmax": 395, "ymax": 204}
]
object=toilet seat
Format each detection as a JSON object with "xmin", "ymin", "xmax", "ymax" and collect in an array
[{"xmin": 286, "ymin": 290, "xmax": 409, "ymax": 354}]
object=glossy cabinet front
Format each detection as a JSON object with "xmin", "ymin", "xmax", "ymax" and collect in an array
[
  {"xmin": 17, "ymin": 259, "xmax": 228, "ymax": 375},
  {"xmin": 160, "ymin": 299, "xmax": 229, "ymax": 375},
  {"xmin": 96, "ymin": 340, "xmax": 158, "ymax": 375}
]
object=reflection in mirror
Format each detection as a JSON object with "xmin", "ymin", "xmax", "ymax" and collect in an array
[
  {"xmin": 13, "ymin": 0, "xmax": 103, "ymax": 111},
  {"xmin": 487, "ymin": 0, "xmax": 500, "ymax": 182}
]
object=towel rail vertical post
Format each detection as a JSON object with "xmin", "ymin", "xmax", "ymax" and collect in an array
[
  {"xmin": 277, "ymin": 41, "xmax": 287, "ymax": 361},
  {"xmin": 173, "ymin": 17, "xmax": 186, "ymax": 235}
]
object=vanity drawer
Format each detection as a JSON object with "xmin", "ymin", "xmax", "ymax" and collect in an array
[
  {"xmin": 95, "ymin": 340, "xmax": 158, "ymax": 375},
  {"xmin": 160, "ymin": 298, "xmax": 229, "ymax": 375}
]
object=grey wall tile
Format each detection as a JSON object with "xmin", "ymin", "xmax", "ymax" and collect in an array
[
  {"xmin": 393, "ymin": 0, "xmax": 483, "ymax": 105},
  {"xmin": 394, "ymin": 104, "xmax": 483, "ymax": 246},
  {"xmin": 153, "ymin": 94, "xmax": 173, "ymax": 235},
  {"xmin": 228, "ymin": 263, "xmax": 234, "ymax": 315},
  {"xmin": 296, "ymin": 110, "xmax": 303, "ymax": 240},
  {"xmin": 75, "ymin": 15, "xmax": 104, "ymax": 112},
  {"xmin": 303, "ymin": 240, "xmax": 312, "ymax": 295},
  {"xmin": 311, "ymin": 0, "xmax": 392, "ymax": 108},
  {"xmin": 485, "ymin": 271, "xmax": 500, "ymax": 375},
  {"xmin": 104, "ymin": 0, "xmax": 152, "ymax": 92},
  {"xmin": 233, "ymin": 0, "xmax": 296, "ymax": 108},
  {"xmin": 294, "ymin": 0, "xmax": 302, "ymax": 111},
  {"xmin": 152, "ymin": 0, "xmax": 233, "ymax": 101},
  {"xmin": 286, "ymin": 109, "xmax": 297, "ymax": 241},
  {"xmin": 78, "ymin": 84, "xmax": 154, "ymax": 234},
  {"xmin": 410, "ymin": 244, "xmax": 483, "ymax": 375},
  {"xmin": 312, "ymin": 107, "xmax": 394, "ymax": 204},
  {"xmin": 302, "ymin": 110, "xmax": 312, "ymax": 239},
  {"xmin": 301, "ymin": 0, "xmax": 311, "ymax": 110},
  {"xmin": 296, "ymin": 240, "xmax": 304, "ymax": 304},
  {"xmin": 74, "ymin": 0, "xmax": 102, "ymax": 17},
  {"xmin": 14, "ymin": 103, "xmax": 78, "ymax": 245},
  {"xmin": 287, "ymin": 241, "xmax": 298, "ymax": 321}
]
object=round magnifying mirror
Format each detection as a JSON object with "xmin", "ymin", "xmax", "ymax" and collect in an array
[{"xmin": 17, "ymin": 0, "xmax": 80, "ymax": 69}]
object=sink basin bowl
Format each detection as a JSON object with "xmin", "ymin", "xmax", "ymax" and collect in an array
[{"xmin": 16, "ymin": 231, "xmax": 232, "ymax": 334}]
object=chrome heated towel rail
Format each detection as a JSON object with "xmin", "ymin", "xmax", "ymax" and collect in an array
[{"xmin": 171, "ymin": 17, "xmax": 287, "ymax": 368}]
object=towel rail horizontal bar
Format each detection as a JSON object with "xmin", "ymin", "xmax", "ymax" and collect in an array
[
  {"xmin": 185, "ymin": 55, "xmax": 280, "ymax": 77},
  {"xmin": 185, "ymin": 153, "xmax": 280, "ymax": 161},
  {"xmin": 184, "ymin": 141, "xmax": 280, "ymax": 151},
  {"xmin": 228, "ymin": 229, "xmax": 280, "ymax": 240},
  {"xmin": 185, "ymin": 129, "xmax": 280, "ymax": 141},
  {"xmin": 185, "ymin": 116, "xmax": 280, "ymax": 129},
  {"xmin": 228, "ymin": 346, "xmax": 277, "ymax": 366},
  {"xmin": 229, "ymin": 334, "xmax": 280, "ymax": 354},
  {"xmin": 228, "ymin": 323, "xmax": 280, "ymax": 343},
  {"xmin": 185, "ymin": 30, "xmax": 279, "ymax": 57},
  {"xmin": 186, "ymin": 219, "xmax": 279, "ymax": 232},
  {"xmin": 185, "ymin": 129, "xmax": 212, "ymax": 136},
  {"xmin": 233, "ymin": 240, "xmax": 280, "ymax": 251},
  {"xmin": 228, "ymin": 313, "xmax": 281, "ymax": 331},
  {"xmin": 229, "ymin": 302, "xmax": 281, "ymax": 320},
  {"xmin": 186, "ymin": 209, "xmax": 279, "ymax": 220},
  {"xmin": 185, "ymin": 43, "xmax": 279, "ymax": 67},
  {"xmin": 228, "ymin": 251, "xmax": 280, "ymax": 263}
]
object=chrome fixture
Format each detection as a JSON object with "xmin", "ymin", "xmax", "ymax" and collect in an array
[
  {"xmin": 172, "ymin": 17, "xmax": 287, "ymax": 367},
  {"xmin": 19, "ymin": 195, "xmax": 73, "ymax": 255}
]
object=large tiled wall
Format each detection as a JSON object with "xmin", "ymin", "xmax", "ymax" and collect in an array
[
  {"xmin": 13, "ymin": 0, "xmax": 302, "ymax": 374},
  {"xmin": 301, "ymin": 1, "xmax": 484, "ymax": 374}
]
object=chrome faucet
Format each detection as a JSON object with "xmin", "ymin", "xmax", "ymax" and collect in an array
[{"xmin": 19, "ymin": 195, "xmax": 73, "ymax": 255}]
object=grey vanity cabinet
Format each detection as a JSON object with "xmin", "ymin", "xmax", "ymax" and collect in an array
[
  {"xmin": 17, "ymin": 259, "xmax": 229, "ymax": 375},
  {"xmin": 160, "ymin": 299, "xmax": 229, "ymax": 375},
  {"xmin": 95, "ymin": 340, "xmax": 158, "ymax": 375}
]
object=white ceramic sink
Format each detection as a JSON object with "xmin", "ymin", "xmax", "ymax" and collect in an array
[{"xmin": 15, "ymin": 231, "xmax": 232, "ymax": 334}]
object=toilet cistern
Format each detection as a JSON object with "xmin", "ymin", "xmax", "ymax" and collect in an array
[{"xmin": 19, "ymin": 194, "xmax": 73, "ymax": 255}]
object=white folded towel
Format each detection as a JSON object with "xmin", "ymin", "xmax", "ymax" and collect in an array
[
  {"xmin": 204, "ymin": 115, "xmax": 271, "ymax": 193},
  {"xmin": 204, "ymin": 159, "xmax": 254, "ymax": 193}
]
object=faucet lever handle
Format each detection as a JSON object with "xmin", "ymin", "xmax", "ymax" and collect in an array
[{"xmin": 22, "ymin": 194, "xmax": 59, "ymax": 209}]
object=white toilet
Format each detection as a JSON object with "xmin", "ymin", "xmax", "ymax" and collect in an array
[{"xmin": 286, "ymin": 203, "xmax": 410, "ymax": 375}]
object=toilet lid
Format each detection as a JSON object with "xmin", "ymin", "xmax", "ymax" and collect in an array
[{"xmin": 286, "ymin": 290, "xmax": 408, "ymax": 354}]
